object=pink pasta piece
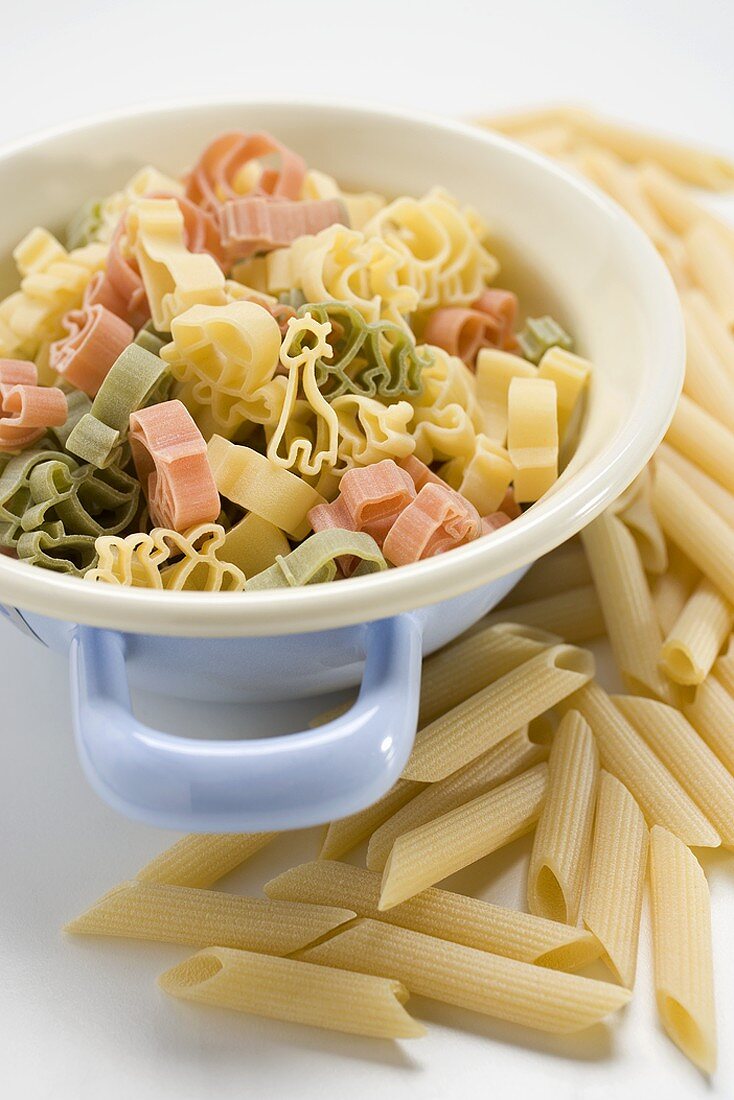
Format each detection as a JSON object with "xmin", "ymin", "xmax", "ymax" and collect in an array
[
  {"xmin": 423, "ymin": 307, "xmax": 501, "ymax": 367},
  {"xmin": 338, "ymin": 460, "xmax": 416, "ymax": 544},
  {"xmin": 481, "ymin": 511, "xmax": 513, "ymax": 535},
  {"xmin": 398, "ymin": 455, "xmax": 450, "ymax": 493},
  {"xmin": 382, "ymin": 483, "xmax": 481, "ymax": 567},
  {"xmin": 499, "ymin": 487, "xmax": 522, "ymax": 519},
  {"xmin": 147, "ymin": 191, "xmax": 225, "ymax": 267},
  {"xmin": 129, "ymin": 399, "xmax": 220, "ymax": 532},
  {"xmin": 218, "ymin": 197, "xmax": 348, "ymax": 261},
  {"xmin": 185, "ymin": 131, "xmax": 307, "ymax": 213},
  {"xmin": 0, "ymin": 362, "xmax": 68, "ymax": 452},
  {"xmin": 86, "ymin": 221, "xmax": 150, "ymax": 330},
  {"xmin": 308, "ymin": 497, "xmax": 355, "ymax": 535},
  {"xmin": 49, "ymin": 304, "xmax": 133, "ymax": 396},
  {"xmin": 473, "ymin": 288, "xmax": 520, "ymax": 351}
]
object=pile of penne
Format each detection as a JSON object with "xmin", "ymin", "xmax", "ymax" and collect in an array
[{"xmin": 66, "ymin": 109, "xmax": 734, "ymax": 1076}]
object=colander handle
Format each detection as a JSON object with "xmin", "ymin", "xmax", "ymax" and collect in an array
[{"xmin": 68, "ymin": 615, "xmax": 423, "ymax": 832}]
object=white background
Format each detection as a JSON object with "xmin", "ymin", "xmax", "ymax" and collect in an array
[{"xmin": 2, "ymin": 2, "xmax": 734, "ymax": 1097}]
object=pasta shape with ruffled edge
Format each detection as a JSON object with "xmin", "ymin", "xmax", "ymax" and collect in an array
[
  {"xmin": 440, "ymin": 433, "xmax": 514, "ymax": 515},
  {"xmin": 332, "ymin": 394, "xmax": 416, "ymax": 472},
  {"xmin": 0, "ymin": 359, "xmax": 68, "ymax": 452},
  {"xmin": 77, "ymin": 164, "xmax": 185, "ymax": 247},
  {"xmin": 301, "ymin": 169, "xmax": 386, "ymax": 232},
  {"xmin": 161, "ymin": 300, "xmax": 284, "ymax": 440},
  {"xmin": 364, "ymin": 188, "xmax": 499, "ymax": 311},
  {"xmin": 86, "ymin": 523, "xmax": 245, "ymax": 591},
  {"xmin": 185, "ymin": 130, "xmax": 307, "ymax": 213},
  {"xmin": 245, "ymin": 528, "xmax": 387, "ymax": 589},
  {"xmin": 49, "ymin": 303, "xmax": 134, "ymax": 397},
  {"xmin": 408, "ymin": 346, "xmax": 483, "ymax": 465},
  {"xmin": 381, "ymin": 482, "xmax": 481, "ymax": 566}
]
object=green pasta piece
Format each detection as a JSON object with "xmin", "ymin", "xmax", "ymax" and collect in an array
[
  {"xmin": 0, "ymin": 449, "xmax": 71, "ymax": 548},
  {"xmin": 46, "ymin": 390, "xmax": 93, "ymax": 451},
  {"xmin": 16, "ymin": 523, "xmax": 98, "ymax": 577},
  {"xmin": 517, "ymin": 316, "xmax": 574, "ymax": 365},
  {"xmin": 134, "ymin": 321, "xmax": 169, "ymax": 357},
  {"xmin": 245, "ymin": 529, "xmax": 387, "ymax": 590},
  {"xmin": 65, "ymin": 197, "xmax": 105, "ymax": 250},
  {"xmin": 278, "ymin": 289, "xmax": 307, "ymax": 310},
  {"xmin": 294, "ymin": 301, "xmax": 428, "ymax": 401},
  {"xmin": 66, "ymin": 344, "xmax": 170, "ymax": 468}
]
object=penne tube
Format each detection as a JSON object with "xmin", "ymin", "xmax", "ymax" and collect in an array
[
  {"xmin": 527, "ymin": 711, "xmax": 599, "ymax": 924},
  {"xmin": 402, "ymin": 645, "xmax": 594, "ymax": 783},
  {"xmin": 664, "ymin": 394, "xmax": 734, "ymax": 496},
  {"xmin": 651, "ymin": 542, "xmax": 701, "ymax": 635},
  {"xmin": 683, "ymin": 289, "xmax": 734, "ymax": 378},
  {"xmin": 616, "ymin": 695, "xmax": 734, "ymax": 849},
  {"xmin": 159, "ymin": 947, "xmax": 424, "ymax": 1039},
  {"xmin": 581, "ymin": 508, "xmax": 672, "ymax": 701},
  {"xmin": 367, "ymin": 726, "xmax": 547, "ymax": 872},
  {"xmin": 683, "ymin": 673, "xmax": 734, "ymax": 776},
  {"xmin": 712, "ymin": 641, "xmax": 734, "ymax": 698},
  {"xmin": 682, "ymin": 305, "xmax": 734, "ymax": 433},
  {"xmin": 265, "ymin": 861, "xmax": 601, "ymax": 970},
  {"xmin": 516, "ymin": 124, "xmax": 575, "ymax": 156},
  {"xmin": 578, "ymin": 146, "xmax": 676, "ymax": 250},
  {"xmin": 638, "ymin": 162, "xmax": 734, "ymax": 245},
  {"xmin": 483, "ymin": 585, "xmax": 604, "ymax": 644},
  {"xmin": 653, "ymin": 459, "xmax": 734, "ymax": 606},
  {"xmin": 319, "ymin": 779, "xmax": 424, "ymax": 862},
  {"xmin": 583, "ymin": 772, "xmax": 648, "ymax": 989},
  {"xmin": 477, "ymin": 105, "xmax": 584, "ymax": 136},
  {"xmin": 685, "ymin": 222, "xmax": 734, "ymax": 331},
  {"xmin": 608, "ymin": 468, "xmax": 668, "ymax": 575},
  {"xmin": 660, "ymin": 576, "xmax": 733, "ymax": 685},
  {"xmin": 379, "ymin": 763, "xmax": 548, "ymax": 909},
  {"xmin": 298, "ymin": 920, "xmax": 631, "ymax": 1034},
  {"xmin": 135, "ymin": 832, "xmax": 276, "ymax": 888},
  {"xmin": 649, "ymin": 828, "xmax": 716, "ymax": 1073},
  {"xmin": 65, "ymin": 881, "xmax": 355, "ymax": 954},
  {"xmin": 559, "ymin": 683, "xmax": 720, "ymax": 847},
  {"xmin": 655, "ymin": 443, "xmax": 734, "ymax": 529},
  {"xmin": 501, "ymin": 542, "xmax": 591, "ymax": 607}
]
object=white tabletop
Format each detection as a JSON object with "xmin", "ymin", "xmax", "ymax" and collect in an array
[{"xmin": 2, "ymin": 2, "xmax": 734, "ymax": 1096}]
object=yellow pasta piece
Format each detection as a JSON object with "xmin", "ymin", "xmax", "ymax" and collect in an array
[
  {"xmin": 652, "ymin": 542, "xmax": 701, "ymax": 635},
  {"xmin": 65, "ymin": 881, "xmax": 354, "ymax": 954},
  {"xmin": 94, "ymin": 164, "xmax": 185, "ymax": 244},
  {"xmin": 507, "ymin": 376, "xmax": 558, "ymax": 502},
  {"xmin": 583, "ymin": 771, "xmax": 648, "ymax": 989},
  {"xmin": 649, "ymin": 827, "xmax": 716, "ymax": 1073},
  {"xmin": 536, "ymin": 345, "xmax": 592, "ymax": 441},
  {"xmin": 685, "ymin": 221, "xmax": 734, "ymax": 332},
  {"xmin": 560, "ymin": 683, "xmax": 720, "ymax": 847},
  {"xmin": 639, "ymin": 162, "xmax": 734, "ymax": 243},
  {"xmin": 683, "ymin": 673, "xmax": 734, "ymax": 776},
  {"xmin": 616, "ymin": 695, "xmax": 734, "ymax": 849},
  {"xmin": 683, "ymin": 288, "xmax": 734, "ymax": 378},
  {"xmin": 682, "ymin": 301, "xmax": 734, "ymax": 435},
  {"xmin": 475, "ymin": 347, "xmax": 537, "ymax": 443},
  {"xmin": 299, "ymin": 920, "xmax": 630, "ymax": 1033},
  {"xmin": 581, "ymin": 507, "xmax": 672, "ymax": 701},
  {"xmin": 88, "ymin": 525, "xmax": 246, "ymax": 593},
  {"xmin": 135, "ymin": 832, "xmax": 276, "ymax": 888},
  {"xmin": 665, "ymin": 394, "xmax": 734, "ymax": 497},
  {"xmin": 578, "ymin": 146, "xmax": 681, "ymax": 253},
  {"xmin": 502, "ymin": 543, "xmax": 591, "ymax": 606},
  {"xmin": 453, "ymin": 433, "xmax": 513, "ymax": 514},
  {"xmin": 367, "ymin": 726, "xmax": 547, "ymax": 872},
  {"xmin": 207, "ymin": 435, "xmax": 325, "ymax": 541},
  {"xmin": 331, "ymin": 393, "xmax": 415, "ymax": 471},
  {"xmin": 159, "ymin": 947, "xmax": 424, "ymax": 1039},
  {"xmin": 484, "ymin": 585, "xmax": 605, "ymax": 644},
  {"xmin": 125, "ymin": 198, "xmax": 226, "ymax": 331},
  {"xmin": 319, "ymin": 780, "xmax": 424, "ymax": 862},
  {"xmin": 657, "ymin": 445, "xmax": 734, "ymax": 532},
  {"xmin": 379, "ymin": 763, "xmax": 548, "ymax": 909},
  {"xmin": 217, "ymin": 512, "xmax": 291, "ymax": 579},
  {"xmin": 527, "ymin": 711, "xmax": 598, "ymax": 923},
  {"xmin": 402, "ymin": 643, "xmax": 594, "ymax": 783},
  {"xmin": 518, "ymin": 123, "xmax": 575, "ymax": 156},
  {"xmin": 609, "ymin": 466, "xmax": 668, "ymax": 574},
  {"xmin": 661, "ymin": 576, "xmax": 733, "ymax": 686},
  {"xmin": 265, "ymin": 862, "xmax": 600, "ymax": 970}
]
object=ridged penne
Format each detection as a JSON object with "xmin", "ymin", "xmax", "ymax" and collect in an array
[
  {"xmin": 367, "ymin": 726, "xmax": 547, "ymax": 871},
  {"xmin": 379, "ymin": 763, "xmax": 548, "ymax": 909},
  {"xmin": 527, "ymin": 711, "xmax": 598, "ymax": 923},
  {"xmin": 683, "ymin": 289, "xmax": 734, "ymax": 376},
  {"xmin": 582, "ymin": 772, "xmax": 648, "ymax": 988},
  {"xmin": 560, "ymin": 683, "xmax": 720, "ymax": 846},
  {"xmin": 649, "ymin": 827, "xmax": 716, "ymax": 1073},
  {"xmin": 501, "ymin": 542, "xmax": 591, "ymax": 607},
  {"xmin": 484, "ymin": 585, "xmax": 605, "ymax": 644},
  {"xmin": 656, "ymin": 442, "xmax": 734, "ymax": 530},
  {"xmin": 651, "ymin": 541, "xmax": 701, "ymax": 635},
  {"xmin": 402, "ymin": 644, "xmax": 594, "ymax": 782},
  {"xmin": 615, "ymin": 695, "xmax": 734, "ymax": 849},
  {"xmin": 159, "ymin": 947, "xmax": 424, "ymax": 1039},
  {"xmin": 685, "ymin": 222, "xmax": 734, "ymax": 332},
  {"xmin": 135, "ymin": 832, "xmax": 276, "ymax": 887},
  {"xmin": 318, "ymin": 779, "xmax": 424, "ymax": 862},
  {"xmin": 682, "ymin": 300, "xmax": 734, "ymax": 433},
  {"xmin": 298, "ymin": 920, "xmax": 630, "ymax": 1033},
  {"xmin": 609, "ymin": 467, "xmax": 668, "ymax": 574},
  {"xmin": 683, "ymin": 674, "xmax": 734, "ymax": 775},
  {"xmin": 265, "ymin": 861, "xmax": 600, "ymax": 969},
  {"xmin": 65, "ymin": 881, "xmax": 354, "ymax": 954},
  {"xmin": 664, "ymin": 395, "xmax": 734, "ymax": 496},
  {"xmin": 660, "ymin": 576, "xmax": 733, "ymax": 686}
]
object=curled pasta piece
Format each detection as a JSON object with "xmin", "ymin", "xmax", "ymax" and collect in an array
[
  {"xmin": 312, "ymin": 459, "xmax": 416, "ymax": 543},
  {"xmin": 185, "ymin": 131, "xmax": 307, "ymax": 212},
  {"xmin": 423, "ymin": 290, "xmax": 519, "ymax": 368},
  {"xmin": 49, "ymin": 304, "xmax": 134, "ymax": 396},
  {"xmin": 82, "ymin": 164, "xmax": 185, "ymax": 246},
  {"xmin": 87, "ymin": 523, "xmax": 246, "ymax": 591},
  {"xmin": 517, "ymin": 315, "xmax": 573, "ymax": 365},
  {"xmin": 15, "ymin": 522, "xmax": 98, "ymax": 576},
  {"xmin": 409, "ymin": 347, "xmax": 481, "ymax": 464},
  {"xmin": 0, "ymin": 360, "xmax": 68, "ymax": 452},
  {"xmin": 85, "ymin": 222, "xmax": 150, "ymax": 331},
  {"xmin": 129, "ymin": 400, "xmax": 220, "ymax": 531},
  {"xmin": 245, "ymin": 529, "xmax": 387, "ymax": 589},
  {"xmin": 382, "ymin": 482, "xmax": 480, "ymax": 566},
  {"xmin": 218, "ymin": 197, "xmax": 348, "ymax": 261},
  {"xmin": 331, "ymin": 394, "xmax": 415, "ymax": 471},
  {"xmin": 161, "ymin": 300, "xmax": 283, "ymax": 439},
  {"xmin": 147, "ymin": 191, "xmax": 224, "ymax": 267}
]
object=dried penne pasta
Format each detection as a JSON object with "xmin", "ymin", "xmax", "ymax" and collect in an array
[
  {"xmin": 683, "ymin": 289, "xmax": 734, "ymax": 377},
  {"xmin": 379, "ymin": 763, "xmax": 548, "ymax": 909},
  {"xmin": 578, "ymin": 146, "xmax": 675, "ymax": 250},
  {"xmin": 649, "ymin": 827, "xmax": 716, "ymax": 1073},
  {"xmin": 298, "ymin": 920, "xmax": 631, "ymax": 1033},
  {"xmin": 516, "ymin": 124, "xmax": 575, "ymax": 156},
  {"xmin": 651, "ymin": 541, "xmax": 701, "ymax": 635},
  {"xmin": 319, "ymin": 779, "xmax": 424, "ymax": 862},
  {"xmin": 483, "ymin": 584, "xmax": 605, "ymax": 644},
  {"xmin": 683, "ymin": 674, "xmax": 734, "ymax": 776},
  {"xmin": 560, "ymin": 683, "xmax": 720, "ymax": 847},
  {"xmin": 65, "ymin": 881, "xmax": 355, "ymax": 953},
  {"xmin": 402, "ymin": 644, "xmax": 593, "ymax": 782},
  {"xmin": 582, "ymin": 772, "xmax": 648, "ymax": 989},
  {"xmin": 501, "ymin": 542, "xmax": 591, "ymax": 607},
  {"xmin": 367, "ymin": 726, "xmax": 547, "ymax": 872},
  {"xmin": 581, "ymin": 507, "xmax": 672, "ymax": 701},
  {"xmin": 638, "ymin": 161, "xmax": 734, "ymax": 245},
  {"xmin": 265, "ymin": 861, "xmax": 600, "ymax": 970},
  {"xmin": 616, "ymin": 695, "xmax": 734, "ymax": 849},
  {"xmin": 665, "ymin": 394, "xmax": 734, "ymax": 496},
  {"xmin": 527, "ymin": 711, "xmax": 598, "ymax": 924},
  {"xmin": 654, "ymin": 459, "xmax": 734, "ymax": 606},
  {"xmin": 682, "ymin": 302, "xmax": 734, "ymax": 434},
  {"xmin": 655, "ymin": 446, "xmax": 734, "ymax": 531},
  {"xmin": 135, "ymin": 832, "xmax": 276, "ymax": 888},
  {"xmin": 713, "ymin": 640, "xmax": 734, "ymax": 698},
  {"xmin": 609, "ymin": 467, "xmax": 668, "ymax": 575},
  {"xmin": 660, "ymin": 576, "xmax": 733, "ymax": 686},
  {"xmin": 685, "ymin": 222, "xmax": 734, "ymax": 332},
  {"xmin": 159, "ymin": 947, "xmax": 424, "ymax": 1039}
]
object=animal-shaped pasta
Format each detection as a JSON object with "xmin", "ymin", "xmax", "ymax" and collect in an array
[
  {"xmin": 161, "ymin": 299, "xmax": 284, "ymax": 439},
  {"xmin": 245, "ymin": 528, "xmax": 387, "ymax": 589},
  {"xmin": 0, "ymin": 360, "xmax": 68, "ymax": 452},
  {"xmin": 49, "ymin": 304, "xmax": 134, "ymax": 396},
  {"xmin": 87, "ymin": 523, "xmax": 246, "ymax": 591},
  {"xmin": 408, "ymin": 346, "xmax": 483, "ymax": 464},
  {"xmin": 301, "ymin": 169, "xmax": 386, "ymax": 231},
  {"xmin": 332, "ymin": 394, "xmax": 415, "ymax": 471},
  {"xmin": 185, "ymin": 131, "xmax": 307, "ymax": 212},
  {"xmin": 423, "ymin": 289, "xmax": 520, "ymax": 366},
  {"xmin": 517, "ymin": 315, "xmax": 574, "ymax": 364},
  {"xmin": 217, "ymin": 197, "xmax": 348, "ymax": 262},
  {"xmin": 382, "ymin": 482, "xmax": 481, "ymax": 566},
  {"xmin": 309, "ymin": 459, "xmax": 417, "ymax": 546},
  {"xmin": 71, "ymin": 164, "xmax": 185, "ymax": 247}
]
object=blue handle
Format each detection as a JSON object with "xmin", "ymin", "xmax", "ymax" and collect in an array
[{"xmin": 68, "ymin": 615, "xmax": 423, "ymax": 832}]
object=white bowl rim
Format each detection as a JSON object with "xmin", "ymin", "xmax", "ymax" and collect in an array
[{"xmin": 0, "ymin": 97, "xmax": 685, "ymax": 638}]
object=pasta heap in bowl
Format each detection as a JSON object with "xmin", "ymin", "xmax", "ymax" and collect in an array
[{"xmin": 0, "ymin": 130, "xmax": 591, "ymax": 591}]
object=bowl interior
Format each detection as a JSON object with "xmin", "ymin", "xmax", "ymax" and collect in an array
[{"xmin": 0, "ymin": 101, "xmax": 684, "ymax": 636}]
